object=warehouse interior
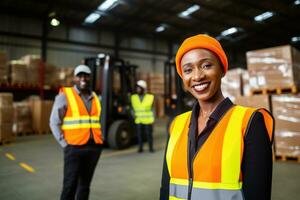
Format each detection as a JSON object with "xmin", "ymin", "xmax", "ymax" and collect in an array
[{"xmin": 0, "ymin": 0, "xmax": 300, "ymax": 200}]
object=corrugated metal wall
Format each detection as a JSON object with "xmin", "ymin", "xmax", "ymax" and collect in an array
[{"xmin": 0, "ymin": 14, "xmax": 171, "ymax": 72}]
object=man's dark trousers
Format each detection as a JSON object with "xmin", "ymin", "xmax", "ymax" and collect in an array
[{"xmin": 61, "ymin": 142, "xmax": 102, "ymax": 200}]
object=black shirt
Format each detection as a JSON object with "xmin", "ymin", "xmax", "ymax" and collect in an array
[{"xmin": 160, "ymin": 98, "xmax": 273, "ymax": 200}]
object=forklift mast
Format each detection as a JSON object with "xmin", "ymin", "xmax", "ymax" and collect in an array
[
  {"xmin": 164, "ymin": 60, "xmax": 194, "ymax": 118},
  {"xmin": 84, "ymin": 54, "xmax": 137, "ymax": 149}
]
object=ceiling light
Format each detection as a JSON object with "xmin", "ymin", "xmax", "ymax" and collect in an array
[
  {"xmin": 178, "ymin": 5, "xmax": 200, "ymax": 18},
  {"xmin": 291, "ymin": 37, "xmax": 300, "ymax": 42},
  {"xmin": 84, "ymin": 13, "xmax": 101, "ymax": 23},
  {"xmin": 221, "ymin": 27, "xmax": 238, "ymax": 36},
  {"xmin": 294, "ymin": 0, "xmax": 300, "ymax": 5},
  {"xmin": 254, "ymin": 11, "xmax": 274, "ymax": 22},
  {"xmin": 98, "ymin": 0, "xmax": 119, "ymax": 11},
  {"xmin": 50, "ymin": 18, "xmax": 60, "ymax": 26},
  {"xmin": 155, "ymin": 24, "xmax": 167, "ymax": 33}
]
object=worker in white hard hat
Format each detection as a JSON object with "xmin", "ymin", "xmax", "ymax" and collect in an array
[
  {"xmin": 131, "ymin": 80, "xmax": 155, "ymax": 153},
  {"xmin": 50, "ymin": 64, "xmax": 103, "ymax": 199}
]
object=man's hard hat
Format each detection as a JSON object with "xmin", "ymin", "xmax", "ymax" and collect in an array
[
  {"xmin": 74, "ymin": 65, "xmax": 91, "ymax": 76},
  {"xmin": 137, "ymin": 80, "xmax": 147, "ymax": 89}
]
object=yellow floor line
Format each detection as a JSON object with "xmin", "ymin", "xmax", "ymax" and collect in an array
[
  {"xmin": 5, "ymin": 153, "xmax": 16, "ymax": 161},
  {"xmin": 19, "ymin": 162, "xmax": 36, "ymax": 173}
]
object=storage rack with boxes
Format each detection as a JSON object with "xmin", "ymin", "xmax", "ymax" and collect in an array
[{"xmin": 0, "ymin": 51, "xmax": 75, "ymax": 138}]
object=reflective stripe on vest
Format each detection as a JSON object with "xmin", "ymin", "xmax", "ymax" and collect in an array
[
  {"xmin": 131, "ymin": 94, "xmax": 154, "ymax": 124},
  {"xmin": 166, "ymin": 105, "xmax": 274, "ymax": 200},
  {"xmin": 61, "ymin": 87, "xmax": 103, "ymax": 145}
]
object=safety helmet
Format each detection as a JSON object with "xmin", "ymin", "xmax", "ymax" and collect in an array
[{"xmin": 136, "ymin": 80, "xmax": 147, "ymax": 90}]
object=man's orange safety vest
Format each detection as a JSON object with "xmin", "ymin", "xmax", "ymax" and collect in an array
[
  {"xmin": 60, "ymin": 87, "xmax": 103, "ymax": 145},
  {"xmin": 166, "ymin": 105, "xmax": 274, "ymax": 200}
]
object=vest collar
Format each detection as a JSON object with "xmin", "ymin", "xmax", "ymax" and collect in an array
[{"xmin": 73, "ymin": 85, "xmax": 93, "ymax": 100}]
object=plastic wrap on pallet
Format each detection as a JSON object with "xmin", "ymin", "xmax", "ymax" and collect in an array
[
  {"xmin": 241, "ymin": 71, "xmax": 251, "ymax": 96},
  {"xmin": 272, "ymin": 94, "xmax": 300, "ymax": 157},
  {"xmin": 221, "ymin": 68, "xmax": 245, "ymax": 102},
  {"xmin": 246, "ymin": 45, "xmax": 300, "ymax": 90}
]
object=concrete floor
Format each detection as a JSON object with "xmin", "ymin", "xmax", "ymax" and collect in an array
[{"xmin": 0, "ymin": 119, "xmax": 299, "ymax": 200}]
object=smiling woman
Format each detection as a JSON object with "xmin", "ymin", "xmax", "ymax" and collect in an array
[{"xmin": 160, "ymin": 34, "xmax": 275, "ymax": 200}]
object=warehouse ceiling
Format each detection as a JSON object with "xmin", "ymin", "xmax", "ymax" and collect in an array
[{"xmin": 1, "ymin": 0, "xmax": 300, "ymax": 51}]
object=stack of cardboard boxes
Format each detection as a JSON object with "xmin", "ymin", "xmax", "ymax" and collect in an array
[
  {"xmin": 0, "ymin": 93, "xmax": 14, "ymax": 143},
  {"xmin": 45, "ymin": 65, "xmax": 74, "ymax": 88},
  {"xmin": 10, "ymin": 60, "xmax": 28, "ymax": 85},
  {"xmin": 221, "ymin": 68, "xmax": 244, "ymax": 102},
  {"xmin": 240, "ymin": 45, "xmax": 300, "ymax": 158},
  {"xmin": 246, "ymin": 45, "xmax": 300, "ymax": 91},
  {"xmin": 149, "ymin": 73, "xmax": 164, "ymax": 95},
  {"xmin": 0, "ymin": 51, "xmax": 74, "ymax": 88},
  {"xmin": 272, "ymin": 95, "xmax": 300, "ymax": 157},
  {"xmin": 21, "ymin": 55, "xmax": 41, "ymax": 86},
  {"xmin": 13, "ymin": 101, "xmax": 32, "ymax": 135},
  {"xmin": 31, "ymin": 99, "xmax": 53, "ymax": 134}
]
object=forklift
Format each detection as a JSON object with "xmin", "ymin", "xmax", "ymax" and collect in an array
[
  {"xmin": 84, "ymin": 54, "xmax": 137, "ymax": 149},
  {"xmin": 164, "ymin": 60, "xmax": 194, "ymax": 119}
]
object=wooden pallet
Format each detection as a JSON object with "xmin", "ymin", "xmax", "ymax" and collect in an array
[
  {"xmin": 275, "ymin": 155, "xmax": 300, "ymax": 163},
  {"xmin": 250, "ymin": 86, "xmax": 298, "ymax": 95},
  {"xmin": 16, "ymin": 131, "xmax": 34, "ymax": 137},
  {"xmin": 35, "ymin": 130, "xmax": 50, "ymax": 135},
  {"xmin": 0, "ymin": 139, "xmax": 12, "ymax": 145}
]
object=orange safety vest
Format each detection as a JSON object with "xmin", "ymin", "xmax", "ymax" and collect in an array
[
  {"xmin": 166, "ymin": 105, "xmax": 274, "ymax": 200},
  {"xmin": 60, "ymin": 87, "xmax": 103, "ymax": 145}
]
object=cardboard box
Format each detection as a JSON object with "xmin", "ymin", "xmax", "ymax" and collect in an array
[
  {"xmin": 21, "ymin": 55, "xmax": 41, "ymax": 85},
  {"xmin": 0, "ymin": 93, "xmax": 13, "ymax": 107},
  {"xmin": 246, "ymin": 45, "xmax": 300, "ymax": 90},
  {"xmin": 0, "ymin": 106, "xmax": 14, "ymax": 123},
  {"xmin": 235, "ymin": 95, "xmax": 271, "ymax": 111},
  {"xmin": 0, "ymin": 123, "xmax": 14, "ymax": 142},
  {"xmin": 56, "ymin": 67, "xmax": 74, "ymax": 87},
  {"xmin": 10, "ymin": 60, "xmax": 27, "ymax": 84},
  {"xmin": 31, "ymin": 100, "xmax": 53, "ymax": 133},
  {"xmin": 13, "ymin": 102, "xmax": 32, "ymax": 134},
  {"xmin": 221, "ymin": 68, "xmax": 245, "ymax": 102},
  {"xmin": 155, "ymin": 95, "xmax": 165, "ymax": 118},
  {"xmin": 149, "ymin": 73, "xmax": 164, "ymax": 95},
  {"xmin": 272, "ymin": 94, "xmax": 300, "ymax": 156}
]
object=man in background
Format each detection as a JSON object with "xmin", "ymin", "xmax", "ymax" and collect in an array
[
  {"xmin": 131, "ymin": 80, "xmax": 155, "ymax": 153},
  {"xmin": 50, "ymin": 64, "xmax": 103, "ymax": 200}
]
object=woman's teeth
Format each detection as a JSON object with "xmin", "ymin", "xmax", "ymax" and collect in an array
[{"xmin": 193, "ymin": 83, "xmax": 209, "ymax": 92}]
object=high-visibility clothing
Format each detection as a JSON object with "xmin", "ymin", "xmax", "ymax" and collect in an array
[
  {"xmin": 131, "ymin": 94, "xmax": 154, "ymax": 124},
  {"xmin": 166, "ymin": 105, "xmax": 274, "ymax": 200},
  {"xmin": 61, "ymin": 87, "xmax": 103, "ymax": 145}
]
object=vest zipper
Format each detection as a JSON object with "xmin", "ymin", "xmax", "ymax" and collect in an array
[{"xmin": 186, "ymin": 105, "xmax": 236, "ymax": 200}]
